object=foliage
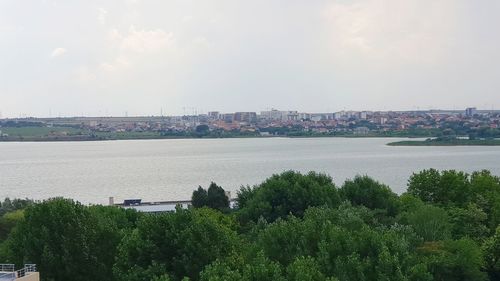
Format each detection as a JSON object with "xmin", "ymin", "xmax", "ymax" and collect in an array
[
  {"xmin": 114, "ymin": 207, "xmax": 238, "ymax": 281},
  {"xmin": 286, "ymin": 256, "xmax": 334, "ymax": 281},
  {"xmin": 423, "ymin": 239, "xmax": 488, "ymax": 281},
  {"xmin": 340, "ymin": 175, "xmax": 401, "ymax": 217},
  {"xmin": 192, "ymin": 186, "xmax": 208, "ymax": 208},
  {"xmin": 2, "ymin": 198, "xmax": 137, "ymax": 281},
  {"xmin": 0, "ymin": 198, "xmax": 33, "ymax": 216},
  {"xmin": 191, "ymin": 182, "xmax": 229, "ymax": 211},
  {"xmin": 235, "ymin": 185, "xmax": 255, "ymax": 209},
  {"xmin": 195, "ymin": 125, "xmax": 210, "ymax": 135},
  {"xmin": 447, "ymin": 204, "xmax": 489, "ymax": 240},
  {"xmin": 0, "ymin": 210, "xmax": 24, "ymax": 241},
  {"xmin": 200, "ymin": 251, "xmax": 285, "ymax": 281},
  {"xmin": 237, "ymin": 171, "xmax": 340, "ymax": 223},
  {"xmin": 408, "ymin": 169, "xmax": 500, "ymax": 233},
  {"xmin": 3, "ymin": 169, "xmax": 500, "ymax": 280},
  {"xmin": 404, "ymin": 205, "xmax": 451, "ymax": 241},
  {"xmin": 408, "ymin": 169, "xmax": 470, "ymax": 206},
  {"xmin": 483, "ymin": 226, "xmax": 500, "ymax": 279}
]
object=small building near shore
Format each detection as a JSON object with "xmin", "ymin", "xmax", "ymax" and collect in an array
[{"xmin": 111, "ymin": 196, "xmax": 237, "ymax": 213}]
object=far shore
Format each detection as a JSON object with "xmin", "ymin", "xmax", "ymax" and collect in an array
[
  {"xmin": 0, "ymin": 134, "xmax": 426, "ymax": 143},
  {"xmin": 387, "ymin": 139, "xmax": 500, "ymax": 146}
]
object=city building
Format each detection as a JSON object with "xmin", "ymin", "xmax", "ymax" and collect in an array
[
  {"xmin": 298, "ymin": 113, "xmax": 311, "ymax": 120},
  {"xmin": 112, "ymin": 196, "xmax": 237, "ymax": 213},
  {"xmin": 221, "ymin": 113, "xmax": 234, "ymax": 123},
  {"xmin": 207, "ymin": 111, "xmax": 220, "ymax": 120},
  {"xmin": 260, "ymin": 109, "xmax": 284, "ymax": 121},
  {"xmin": 233, "ymin": 112, "xmax": 257, "ymax": 123},
  {"xmin": 465, "ymin": 107, "xmax": 477, "ymax": 117},
  {"xmin": 285, "ymin": 111, "xmax": 299, "ymax": 121}
]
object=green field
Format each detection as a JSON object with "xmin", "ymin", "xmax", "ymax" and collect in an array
[{"xmin": 1, "ymin": 126, "xmax": 84, "ymax": 137}]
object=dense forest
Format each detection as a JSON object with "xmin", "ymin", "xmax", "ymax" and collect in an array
[{"xmin": 1, "ymin": 169, "xmax": 499, "ymax": 281}]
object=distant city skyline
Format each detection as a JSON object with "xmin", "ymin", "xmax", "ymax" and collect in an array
[
  {"xmin": 2, "ymin": 106, "xmax": 499, "ymax": 119},
  {"xmin": 1, "ymin": 1, "xmax": 499, "ymax": 118},
  {"xmin": 2, "ymin": 105, "xmax": 499, "ymax": 119}
]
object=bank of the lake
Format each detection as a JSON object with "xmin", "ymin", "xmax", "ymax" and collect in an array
[
  {"xmin": 388, "ymin": 139, "xmax": 500, "ymax": 146},
  {"xmin": 0, "ymin": 125, "xmax": 441, "ymax": 142}
]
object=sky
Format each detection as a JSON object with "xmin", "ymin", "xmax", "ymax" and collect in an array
[{"xmin": 0, "ymin": 0, "xmax": 499, "ymax": 118}]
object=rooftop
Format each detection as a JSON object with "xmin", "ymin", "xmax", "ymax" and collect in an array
[{"xmin": 0, "ymin": 264, "xmax": 38, "ymax": 281}]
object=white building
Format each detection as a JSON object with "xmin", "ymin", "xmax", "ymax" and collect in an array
[{"xmin": 465, "ymin": 107, "xmax": 477, "ymax": 117}]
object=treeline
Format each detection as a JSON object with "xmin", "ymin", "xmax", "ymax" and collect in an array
[
  {"xmin": 0, "ymin": 169, "xmax": 499, "ymax": 281},
  {"xmin": 0, "ymin": 121, "xmax": 45, "ymax": 128}
]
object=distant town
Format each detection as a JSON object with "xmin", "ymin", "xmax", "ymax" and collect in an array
[{"xmin": 1, "ymin": 108, "xmax": 499, "ymax": 141}]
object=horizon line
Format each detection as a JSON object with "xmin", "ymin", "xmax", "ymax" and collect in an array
[{"xmin": 2, "ymin": 108, "xmax": 499, "ymax": 120}]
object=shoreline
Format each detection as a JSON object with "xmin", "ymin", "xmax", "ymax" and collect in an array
[
  {"xmin": 387, "ymin": 139, "xmax": 500, "ymax": 146},
  {"xmin": 0, "ymin": 134, "xmax": 425, "ymax": 143}
]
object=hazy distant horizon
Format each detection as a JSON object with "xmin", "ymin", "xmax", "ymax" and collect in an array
[
  {"xmin": 2, "ymin": 107, "xmax": 499, "ymax": 120},
  {"xmin": 1, "ymin": 1, "xmax": 499, "ymax": 118}
]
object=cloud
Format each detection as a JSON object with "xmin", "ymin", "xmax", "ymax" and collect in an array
[
  {"xmin": 193, "ymin": 36, "xmax": 210, "ymax": 48},
  {"xmin": 3, "ymin": 0, "xmax": 498, "ymax": 117},
  {"xmin": 323, "ymin": 0, "xmax": 458, "ymax": 65},
  {"xmin": 99, "ymin": 57, "xmax": 131, "ymax": 72},
  {"xmin": 75, "ymin": 66, "xmax": 97, "ymax": 82},
  {"xmin": 97, "ymin": 8, "xmax": 108, "ymax": 25},
  {"xmin": 92, "ymin": 26, "xmax": 175, "ymax": 74},
  {"xmin": 50, "ymin": 47, "xmax": 67, "ymax": 58},
  {"xmin": 182, "ymin": 15, "xmax": 193, "ymax": 23},
  {"xmin": 111, "ymin": 26, "xmax": 174, "ymax": 53}
]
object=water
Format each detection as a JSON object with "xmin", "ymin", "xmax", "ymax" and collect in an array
[{"xmin": 1, "ymin": 138, "xmax": 499, "ymax": 204}]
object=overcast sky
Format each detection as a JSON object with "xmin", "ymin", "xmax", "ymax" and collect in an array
[{"xmin": 1, "ymin": 0, "xmax": 499, "ymax": 117}]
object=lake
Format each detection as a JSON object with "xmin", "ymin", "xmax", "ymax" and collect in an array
[{"xmin": 1, "ymin": 138, "xmax": 500, "ymax": 204}]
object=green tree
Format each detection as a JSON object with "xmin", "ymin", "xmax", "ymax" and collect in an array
[
  {"xmin": 423, "ymin": 239, "xmax": 488, "ymax": 281},
  {"xmin": 200, "ymin": 252, "xmax": 285, "ymax": 281},
  {"xmin": 405, "ymin": 205, "xmax": 451, "ymax": 241},
  {"xmin": 207, "ymin": 182, "xmax": 229, "ymax": 210},
  {"xmin": 317, "ymin": 225, "xmax": 414, "ymax": 281},
  {"xmin": 191, "ymin": 183, "xmax": 229, "ymax": 211},
  {"xmin": 3, "ymin": 170, "xmax": 500, "ymax": 281},
  {"xmin": 408, "ymin": 169, "xmax": 500, "ymax": 233},
  {"xmin": 254, "ymin": 205, "xmax": 424, "ymax": 281},
  {"xmin": 340, "ymin": 175, "xmax": 401, "ymax": 217},
  {"xmin": 483, "ymin": 226, "xmax": 500, "ymax": 279},
  {"xmin": 236, "ymin": 185, "xmax": 255, "ymax": 209},
  {"xmin": 195, "ymin": 125, "xmax": 210, "ymax": 136},
  {"xmin": 199, "ymin": 255, "xmax": 245, "ymax": 281},
  {"xmin": 237, "ymin": 171, "xmax": 340, "ymax": 223},
  {"xmin": 448, "ymin": 204, "xmax": 489, "ymax": 240},
  {"xmin": 4, "ymin": 198, "xmax": 105, "ymax": 281},
  {"xmin": 152, "ymin": 275, "xmax": 173, "ymax": 281},
  {"xmin": 469, "ymin": 170, "xmax": 500, "ymax": 231},
  {"xmin": 89, "ymin": 205, "xmax": 140, "ymax": 280},
  {"xmin": 2, "ymin": 199, "xmax": 138, "ymax": 281},
  {"xmin": 114, "ymin": 208, "xmax": 238, "ymax": 281},
  {"xmin": 0, "ymin": 210, "xmax": 24, "ymax": 241},
  {"xmin": 240, "ymin": 252, "xmax": 285, "ymax": 281},
  {"xmin": 0, "ymin": 198, "xmax": 33, "ymax": 216},
  {"xmin": 192, "ymin": 186, "xmax": 208, "ymax": 208},
  {"xmin": 408, "ymin": 169, "xmax": 470, "ymax": 206},
  {"xmin": 286, "ymin": 256, "xmax": 329, "ymax": 281}
]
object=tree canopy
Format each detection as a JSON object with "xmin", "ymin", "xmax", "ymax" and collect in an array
[
  {"xmin": 191, "ymin": 182, "xmax": 229, "ymax": 211},
  {"xmin": 237, "ymin": 171, "xmax": 341, "ymax": 223},
  {"xmin": 1, "ymin": 169, "xmax": 500, "ymax": 280},
  {"xmin": 340, "ymin": 175, "xmax": 400, "ymax": 216}
]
